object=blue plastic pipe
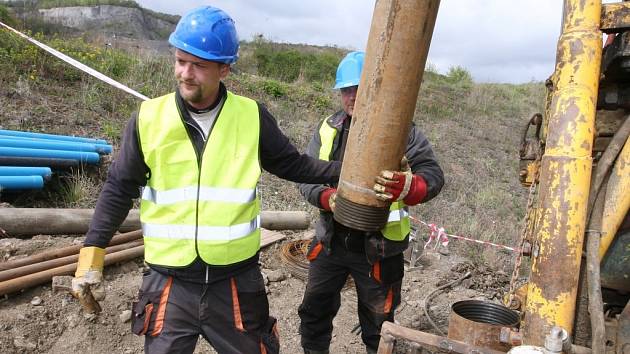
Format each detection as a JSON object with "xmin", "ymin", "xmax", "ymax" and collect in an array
[
  {"xmin": 0, "ymin": 138, "xmax": 112, "ymax": 154},
  {"xmin": 0, "ymin": 129, "xmax": 108, "ymax": 145},
  {"xmin": 0, "ymin": 147, "xmax": 100, "ymax": 164},
  {"xmin": 0, "ymin": 166, "xmax": 52, "ymax": 179},
  {"xmin": 0, "ymin": 175, "xmax": 44, "ymax": 190}
]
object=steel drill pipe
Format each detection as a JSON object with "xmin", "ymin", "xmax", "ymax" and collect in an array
[
  {"xmin": 0, "ymin": 230, "xmax": 143, "ymax": 271},
  {"xmin": 0, "ymin": 245, "xmax": 144, "ymax": 296},
  {"xmin": 0, "ymin": 209, "xmax": 310, "ymax": 236},
  {"xmin": 334, "ymin": 0, "xmax": 440, "ymax": 231},
  {"xmin": 0, "ymin": 240, "xmax": 144, "ymax": 282}
]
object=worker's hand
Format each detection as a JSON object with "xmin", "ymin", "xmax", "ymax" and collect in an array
[
  {"xmin": 72, "ymin": 247, "xmax": 106, "ymax": 303},
  {"xmin": 374, "ymin": 157, "xmax": 413, "ymax": 201},
  {"xmin": 374, "ymin": 157, "xmax": 428, "ymax": 205},
  {"xmin": 319, "ymin": 188, "xmax": 337, "ymax": 212}
]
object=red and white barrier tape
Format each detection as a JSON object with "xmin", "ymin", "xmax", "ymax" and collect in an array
[
  {"xmin": 410, "ymin": 216, "xmax": 518, "ymax": 252},
  {"xmin": 0, "ymin": 21, "xmax": 149, "ymax": 101}
]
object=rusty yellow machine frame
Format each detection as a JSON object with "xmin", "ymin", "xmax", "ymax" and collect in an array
[{"xmin": 378, "ymin": 1, "xmax": 630, "ymax": 353}]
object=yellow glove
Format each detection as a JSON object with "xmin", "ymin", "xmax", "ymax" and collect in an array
[{"xmin": 72, "ymin": 247, "xmax": 106, "ymax": 303}]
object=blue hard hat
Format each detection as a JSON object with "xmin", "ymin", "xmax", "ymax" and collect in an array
[
  {"xmin": 168, "ymin": 6, "xmax": 239, "ymax": 64},
  {"xmin": 334, "ymin": 51, "xmax": 365, "ymax": 89}
]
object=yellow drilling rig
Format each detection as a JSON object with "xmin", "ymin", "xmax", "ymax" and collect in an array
[{"xmin": 335, "ymin": 1, "xmax": 629, "ymax": 353}]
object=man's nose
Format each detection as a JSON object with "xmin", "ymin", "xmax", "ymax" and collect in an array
[{"xmin": 179, "ymin": 63, "xmax": 193, "ymax": 79}]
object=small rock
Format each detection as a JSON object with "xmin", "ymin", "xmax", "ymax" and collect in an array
[
  {"xmin": 119, "ymin": 261, "xmax": 139, "ymax": 274},
  {"xmin": 13, "ymin": 337, "xmax": 37, "ymax": 350},
  {"xmin": 119, "ymin": 310, "xmax": 132, "ymax": 323},
  {"xmin": 66, "ymin": 314, "xmax": 79, "ymax": 328},
  {"xmin": 30, "ymin": 296, "xmax": 43, "ymax": 306},
  {"xmin": 267, "ymin": 270, "xmax": 286, "ymax": 283},
  {"xmin": 411, "ymin": 314, "xmax": 421, "ymax": 322},
  {"xmin": 84, "ymin": 313, "xmax": 98, "ymax": 322}
]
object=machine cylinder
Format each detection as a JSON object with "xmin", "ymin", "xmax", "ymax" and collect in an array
[{"xmin": 448, "ymin": 300, "xmax": 520, "ymax": 352}]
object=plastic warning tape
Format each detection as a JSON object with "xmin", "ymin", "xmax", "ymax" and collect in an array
[
  {"xmin": 410, "ymin": 216, "xmax": 518, "ymax": 252},
  {"xmin": 0, "ymin": 21, "xmax": 149, "ymax": 101}
]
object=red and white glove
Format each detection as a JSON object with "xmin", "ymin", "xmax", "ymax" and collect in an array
[
  {"xmin": 319, "ymin": 188, "xmax": 337, "ymax": 212},
  {"xmin": 373, "ymin": 157, "xmax": 427, "ymax": 205}
]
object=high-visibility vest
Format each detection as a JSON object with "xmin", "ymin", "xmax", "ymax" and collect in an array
[
  {"xmin": 318, "ymin": 119, "xmax": 410, "ymax": 241},
  {"xmin": 138, "ymin": 91, "xmax": 261, "ymax": 266}
]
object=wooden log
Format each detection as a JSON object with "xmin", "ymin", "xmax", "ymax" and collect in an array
[
  {"xmin": 0, "ymin": 209, "xmax": 140, "ymax": 237},
  {"xmin": 0, "ymin": 246, "xmax": 144, "ymax": 296},
  {"xmin": 0, "ymin": 240, "xmax": 144, "ymax": 282},
  {"xmin": 0, "ymin": 229, "xmax": 286, "ymax": 295},
  {"xmin": 0, "ymin": 229, "xmax": 143, "ymax": 271},
  {"xmin": 0, "ymin": 209, "xmax": 310, "ymax": 237}
]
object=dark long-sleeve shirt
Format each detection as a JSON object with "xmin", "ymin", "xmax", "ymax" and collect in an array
[{"xmin": 85, "ymin": 83, "xmax": 341, "ymax": 282}]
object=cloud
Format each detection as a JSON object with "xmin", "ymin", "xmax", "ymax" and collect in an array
[{"xmin": 136, "ymin": 0, "xmax": 566, "ymax": 83}]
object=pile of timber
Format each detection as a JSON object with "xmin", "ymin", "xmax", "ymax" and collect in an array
[
  {"xmin": 0, "ymin": 228, "xmax": 288, "ymax": 296},
  {"xmin": 0, "ymin": 209, "xmax": 310, "ymax": 296}
]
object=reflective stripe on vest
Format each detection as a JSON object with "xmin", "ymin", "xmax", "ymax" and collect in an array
[
  {"xmin": 317, "ymin": 119, "xmax": 410, "ymax": 241},
  {"xmin": 138, "ymin": 91, "xmax": 261, "ymax": 266}
]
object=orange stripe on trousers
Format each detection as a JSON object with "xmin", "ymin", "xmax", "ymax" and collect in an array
[
  {"xmin": 151, "ymin": 276, "xmax": 173, "ymax": 336},
  {"xmin": 231, "ymin": 277, "xmax": 245, "ymax": 332}
]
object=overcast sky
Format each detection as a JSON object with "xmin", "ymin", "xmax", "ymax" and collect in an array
[{"xmin": 136, "ymin": 0, "xmax": 566, "ymax": 83}]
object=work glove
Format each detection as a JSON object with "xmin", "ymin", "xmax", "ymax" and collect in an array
[
  {"xmin": 72, "ymin": 246, "xmax": 106, "ymax": 303},
  {"xmin": 319, "ymin": 187, "xmax": 337, "ymax": 212},
  {"xmin": 373, "ymin": 156, "xmax": 427, "ymax": 205}
]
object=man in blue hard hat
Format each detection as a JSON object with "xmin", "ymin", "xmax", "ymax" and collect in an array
[
  {"xmin": 71, "ymin": 6, "xmax": 342, "ymax": 354},
  {"xmin": 297, "ymin": 51, "xmax": 444, "ymax": 354}
]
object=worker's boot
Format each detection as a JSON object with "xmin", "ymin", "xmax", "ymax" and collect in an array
[
  {"xmin": 303, "ymin": 348, "xmax": 329, "ymax": 354},
  {"xmin": 366, "ymin": 347, "xmax": 378, "ymax": 354}
]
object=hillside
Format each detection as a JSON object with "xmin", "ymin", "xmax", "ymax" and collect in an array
[{"xmin": 0, "ymin": 9, "xmax": 546, "ymax": 353}]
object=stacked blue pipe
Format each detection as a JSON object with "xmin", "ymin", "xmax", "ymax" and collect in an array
[{"xmin": 0, "ymin": 129, "xmax": 113, "ymax": 191}]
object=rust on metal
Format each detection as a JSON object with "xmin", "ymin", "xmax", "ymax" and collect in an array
[
  {"xmin": 334, "ymin": 0, "xmax": 440, "ymax": 231},
  {"xmin": 601, "ymin": 2, "xmax": 630, "ymax": 34},
  {"xmin": 377, "ymin": 321, "xmax": 506, "ymax": 354},
  {"xmin": 447, "ymin": 300, "xmax": 520, "ymax": 352},
  {"xmin": 523, "ymin": 0, "xmax": 601, "ymax": 346}
]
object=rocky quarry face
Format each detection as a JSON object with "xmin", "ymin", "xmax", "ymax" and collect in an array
[{"xmin": 37, "ymin": 5, "xmax": 175, "ymax": 40}]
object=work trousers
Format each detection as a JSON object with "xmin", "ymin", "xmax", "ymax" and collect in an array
[
  {"xmin": 131, "ymin": 266, "xmax": 279, "ymax": 354},
  {"xmin": 298, "ymin": 236, "xmax": 404, "ymax": 352}
]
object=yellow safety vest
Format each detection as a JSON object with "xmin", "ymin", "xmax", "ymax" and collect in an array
[
  {"xmin": 138, "ymin": 91, "xmax": 261, "ymax": 266},
  {"xmin": 318, "ymin": 119, "xmax": 410, "ymax": 241}
]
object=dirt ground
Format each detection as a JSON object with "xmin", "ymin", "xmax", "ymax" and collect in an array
[{"xmin": 0, "ymin": 228, "xmax": 513, "ymax": 354}]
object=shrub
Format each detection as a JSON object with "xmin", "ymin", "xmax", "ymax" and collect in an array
[
  {"xmin": 446, "ymin": 65, "xmax": 473, "ymax": 86},
  {"xmin": 0, "ymin": 4, "xmax": 17, "ymax": 28},
  {"xmin": 250, "ymin": 37, "xmax": 342, "ymax": 85}
]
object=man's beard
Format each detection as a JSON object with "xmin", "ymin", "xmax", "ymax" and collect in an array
[{"xmin": 179, "ymin": 82, "xmax": 203, "ymax": 103}]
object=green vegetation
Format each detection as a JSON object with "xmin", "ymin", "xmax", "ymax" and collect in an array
[
  {"xmin": 0, "ymin": 27, "xmax": 546, "ymax": 265},
  {"xmin": 245, "ymin": 37, "xmax": 343, "ymax": 85},
  {"xmin": 0, "ymin": 4, "xmax": 17, "ymax": 27}
]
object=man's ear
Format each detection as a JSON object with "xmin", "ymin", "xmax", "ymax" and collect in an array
[{"xmin": 219, "ymin": 64, "xmax": 231, "ymax": 79}]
